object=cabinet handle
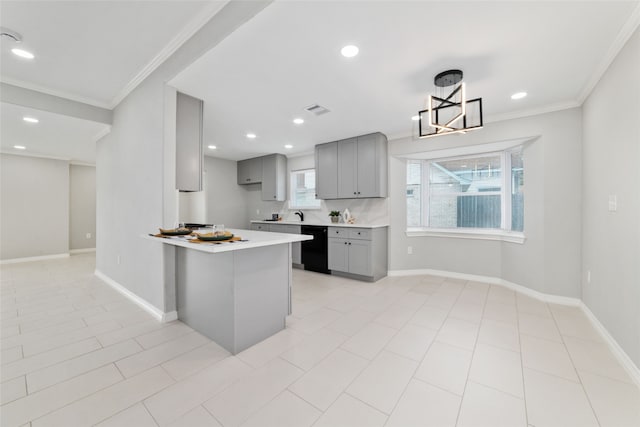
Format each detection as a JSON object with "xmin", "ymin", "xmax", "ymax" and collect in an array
[
  {"xmin": 273, "ymin": 196, "xmax": 276, "ymax": 199},
  {"xmin": 348, "ymin": 242, "xmax": 352, "ymax": 245},
  {"xmin": 357, "ymin": 192, "xmax": 361, "ymax": 195},
  {"xmin": 353, "ymin": 192, "xmax": 356, "ymax": 195},
  {"xmin": 344, "ymin": 242, "xmax": 347, "ymax": 245},
  {"xmin": 246, "ymin": 178, "xmax": 250, "ymax": 181}
]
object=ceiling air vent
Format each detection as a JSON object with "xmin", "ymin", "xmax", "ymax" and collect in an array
[{"xmin": 304, "ymin": 104, "xmax": 331, "ymax": 116}]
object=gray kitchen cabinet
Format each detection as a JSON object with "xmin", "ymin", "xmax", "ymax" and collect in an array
[
  {"xmin": 316, "ymin": 132, "xmax": 388, "ymax": 199},
  {"xmin": 337, "ymin": 137, "xmax": 358, "ymax": 198},
  {"xmin": 356, "ymin": 133, "xmax": 387, "ymax": 198},
  {"xmin": 176, "ymin": 92, "xmax": 203, "ymax": 192},
  {"xmin": 327, "ymin": 226, "xmax": 388, "ymax": 281},
  {"xmin": 327, "ymin": 238, "xmax": 349, "ymax": 272},
  {"xmin": 237, "ymin": 157, "xmax": 262, "ymax": 185},
  {"xmin": 261, "ymin": 154, "xmax": 287, "ymax": 201},
  {"xmin": 268, "ymin": 223, "xmax": 301, "ymax": 265},
  {"xmin": 251, "ymin": 223, "xmax": 269, "ymax": 231},
  {"xmin": 315, "ymin": 141, "xmax": 338, "ymax": 199}
]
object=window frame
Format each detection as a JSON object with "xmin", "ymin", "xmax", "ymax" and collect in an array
[
  {"xmin": 407, "ymin": 148, "xmax": 525, "ymax": 244},
  {"xmin": 288, "ymin": 168, "xmax": 322, "ymax": 210}
]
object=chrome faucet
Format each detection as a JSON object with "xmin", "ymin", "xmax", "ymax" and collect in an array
[{"xmin": 294, "ymin": 210, "xmax": 304, "ymax": 222}]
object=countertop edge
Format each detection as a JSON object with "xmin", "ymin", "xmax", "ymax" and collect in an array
[{"xmin": 143, "ymin": 229, "xmax": 312, "ymax": 254}]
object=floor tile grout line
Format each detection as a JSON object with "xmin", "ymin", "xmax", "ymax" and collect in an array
[
  {"xmin": 549, "ymin": 306, "xmax": 603, "ymax": 427},
  {"xmin": 515, "ymin": 299, "xmax": 530, "ymax": 426},
  {"xmin": 18, "ymin": 362, "xmax": 127, "ymax": 426},
  {"xmin": 452, "ymin": 279, "xmax": 488, "ymax": 427},
  {"xmin": 23, "ymin": 342, "xmax": 148, "ymax": 395}
]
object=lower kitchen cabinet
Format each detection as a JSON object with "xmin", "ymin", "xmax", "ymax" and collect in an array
[
  {"xmin": 327, "ymin": 226, "xmax": 387, "ymax": 281},
  {"xmin": 251, "ymin": 223, "xmax": 302, "ymax": 265}
]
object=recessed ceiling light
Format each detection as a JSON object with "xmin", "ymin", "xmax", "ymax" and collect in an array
[
  {"xmin": 208, "ymin": 145, "xmax": 217, "ymax": 150},
  {"xmin": 11, "ymin": 48, "xmax": 34, "ymax": 59},
  {"xmin": 284, "ymin": 144, "xmax": 293, "ymax": 149},
  {"xmin": 341, "ymin": 45, "xmax": 359, "ymax": 58},
  {"xmin": 246, "ymin": 133, "xmax": 256, "ymax": 139},
  {"xmin": 23, "ymin": 116, "xmax": 39, "ymax": 123},
  {"xmin": 293, "ymin": 118, "xmax": 304, "ymax": 125},
  {"xmin": 511, "ymin": 91, "xmax": 527, "ymax": 100},
  {"xmin": 14, "ymin": 145, "xmax": 26, "ymax": 150},
  {"xmin": 411, "ymin": 115, "xmax": 420, "ymax": 121}
]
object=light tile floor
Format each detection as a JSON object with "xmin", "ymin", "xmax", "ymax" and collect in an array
[{"xmin": 1, "ymin": 254, "xmax": 639, "ymax": 427}]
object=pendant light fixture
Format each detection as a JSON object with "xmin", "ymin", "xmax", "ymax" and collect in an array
[{"xmin": 418, "ymin": 69, "xmax": 483, "ymax": 138}]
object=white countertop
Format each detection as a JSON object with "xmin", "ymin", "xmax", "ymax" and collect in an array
[
  {"xmin": 144, "ymin": 228, "xmax": 312, "ymax": 254},
  {"xmin": 251, "ymin": 220, "xmax": 389, "ymax": 229}
]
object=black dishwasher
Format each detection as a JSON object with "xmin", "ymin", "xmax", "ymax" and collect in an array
[{"xmin": 301, "ymin": 225, "xmax": 330, "ymax": 274}]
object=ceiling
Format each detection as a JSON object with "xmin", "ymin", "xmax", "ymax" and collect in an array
[
  {"xmin": 169, "ymin": 0, "xmax": 639, "ymax": 161},
  {"xmin": 0, "ymin": 0, "xmax": 216, "ymax": 108},
  {"xmin": 0, "ymin": 1, "xmax": 638, "ymax": 164},
  {"xmin": 0, "ymin": 102, "xmax": 110, "ymax": 163}
]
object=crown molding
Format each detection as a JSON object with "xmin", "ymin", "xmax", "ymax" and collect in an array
[
  {"xmin": 484, "ymin": 100, "xmax": 582, "ymax": 124},
  {"xmin": 109, "ymin": 1, "xmax": 230, "ymax": 109},
  {"xmin": 577, "ymin": 2, "xmax": 640, "ymax": 104},
  {"xmin": 387, "ymin": 100, "xmax": 581, "ymax": 143},
  {"xmin": 0, "ymin": 77, "xmax": 111, "ymax": 109},
  {"xmin": 0, "ymin": 149, "xmax": 71, "ymax": 162},
  {"xmin": 91, "ymin": 125, "xmax": 112, "ymax": 144}
]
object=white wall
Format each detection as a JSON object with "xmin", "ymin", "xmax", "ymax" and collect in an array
[
  {"xmin": 388, "ymin": 107, "xmax": 583, "ymax": 298},
  {"xmin": 582, "ymin": 28, "xmax": 640, "ymax": 367},
  {"xmin": 69, "ymin": 164, "xmax": 96, "ymax": 250},
  {"xmin": 203, "ymin": 156, "xmax": 249, "ymax": 228},
  {"xmin": 0, "ymin": 154, "xmax": 69, "ymax": 260},
  {"xmin": 96, "ymin": 1, "xmax": 271, "ymax": 313}
]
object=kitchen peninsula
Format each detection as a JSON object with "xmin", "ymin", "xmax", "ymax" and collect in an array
[{"xmin": 146, "ymin": 229, "xmax": 311, "ymax": 354}]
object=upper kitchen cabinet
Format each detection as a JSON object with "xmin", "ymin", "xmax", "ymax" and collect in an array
[
  {"xmin": 237, "ymin": 156, "xmax": 262, "ymax": 185},
  {"xmin": 315, "ymin": 141, "xmax": 338, "ymax": 199},
  {"xmin": 176, "ymin": 92, "xmax": 204, "ymax": 192},
  {"xmin": 237, "ymin": 154, "xmax": 287, "ymax": 201},
  {"xmin": 316, "ymin": 132, "xmax": 388, "ymax": 199},
  {"xmin": 261, "ymin": 154, "xmax": 287, "ymax": 201}
]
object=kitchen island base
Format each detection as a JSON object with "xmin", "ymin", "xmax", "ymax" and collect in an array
[{"xmin": 175, "ymin": 244, "xmax": 290, "ymax": 354}]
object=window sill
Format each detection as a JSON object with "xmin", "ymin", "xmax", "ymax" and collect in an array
[{"xmin": 406, "ymin": 227, "xmax": 526, "ymax": 244}]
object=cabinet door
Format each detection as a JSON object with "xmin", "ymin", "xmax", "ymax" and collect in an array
[
  {"xmin": 176, "ymin": 92, "xmax": 203, "ymax": 191},
  {"xmin": 337, "ymin": 137, "xmax": 358, "ymax": 198},
  {"xmin": 315, "ymin": 142, "xmax": 338, "ymax": 199},
  {"xmin": 328, "ymin": 238, "xmax": 349, "ymax": 272},
  {"xmin": 261, "ymin": 154, "xmax": 277, "ymax": 200},
  {"xmin": 348, "ymin": 240, "xmax": 372, "ymax": 276},
  {"xmin": 261, "ymin": 154, "xmax": 287, "ymax": 201},
  {"xmin": 237, "ymin": 159, "xmax": 251, "ymax": 185},
  {"xmin": 356, "ymin": 134, "xmax": 378, "ymax": 198}
]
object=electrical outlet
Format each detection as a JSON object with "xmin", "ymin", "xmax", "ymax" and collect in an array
[
  {"xmin": 86, "ymin": 233, "xmax": 92, "ymax": 239},
  {"xmin": 117, "ymin": 255, "xmax": 121, "ymax": 265},
  {"xmin": 407, "ymin": 246, "xmax": 413, "ymax": 255},
  {"xmin": 256, "ymin": 209, "xmax": 260, "ymax": 215},
  {"xmin": 587, "ymin": 270, "xmax": 591, "ymax": 284}
]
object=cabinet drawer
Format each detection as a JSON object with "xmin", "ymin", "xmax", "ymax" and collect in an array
[
  {"xmin": 328, "ymin": 227, "xmax": 348, "ymax": 238},
  {"xmin": 251, "ymin": 223, "xmax": 270, "ymax": 231},
  {"xmin": 349, "ymin": 228, "xmax": 371, "ymax": 240}
]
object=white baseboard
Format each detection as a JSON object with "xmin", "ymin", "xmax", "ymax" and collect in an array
[
  {"xmin": 1, "ymin": 253, "xmax": 70, "ymax": 265},
  {"xmin": 579, "ymin": 302, "xmax": 640, "ymax": 387},
  {"xmin": 388, "ymin": 268, "xmax": 639, "ymax": 387},
  {"xmin": 94, "ymin": 269, "xmax": 175, "ymax": 323},
  {"xmin": 70, "ymin": 248, "xmax": 96, "ymax": 254}
]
